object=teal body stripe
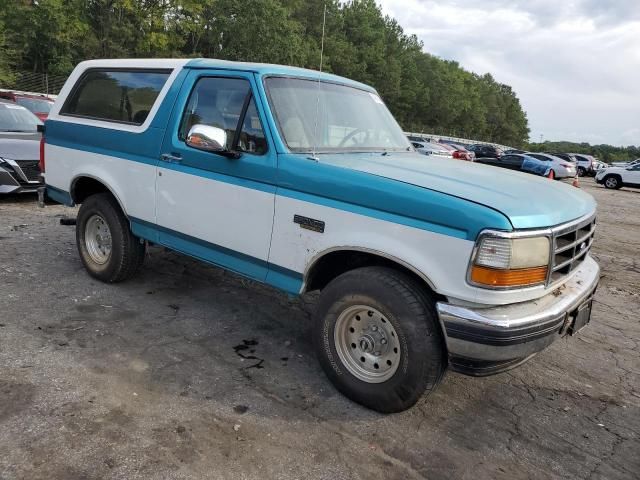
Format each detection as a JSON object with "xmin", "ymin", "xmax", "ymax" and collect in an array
[
  {"xmin": 129, "ymin": 217, "xmax": 304, "ymax": 294},
  {"xmin": 46, "ymin": 185, "xmax": 75, "ymax": 206}
]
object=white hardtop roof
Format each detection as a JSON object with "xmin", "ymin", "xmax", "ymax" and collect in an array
[{"xmin": 74, "ymin": 58, "xmax": 190, "ymax": 70}]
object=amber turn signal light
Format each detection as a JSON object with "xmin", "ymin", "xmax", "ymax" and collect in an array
[{"xmin": 470, "ymin": 265, "xmax": 548, "ymax": 287}]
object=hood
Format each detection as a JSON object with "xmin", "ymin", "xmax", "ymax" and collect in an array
[
  {"xmin": 0, "ymin": 137, "xmax": 40, "ymax": 160},
  {"xmin": 599, "ymin": 166, "xmax": 626, "ymax": 175},
  {"xmin": 317, "ymin": 152, "xmax": 596, "ymax": 229}
]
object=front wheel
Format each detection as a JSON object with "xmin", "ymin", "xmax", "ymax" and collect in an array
[
  {"xmin": 76, "ymin": 193, "xmax": 145, "ymax": 282},
  {"xmin": 578, "ymin": 167, "xmax": 586, "ymax": 177},
  {"xmin": 603, "ymin": 175, "xmax": 621, "ymax": 189},
  {"xmin": 313, "ymin": 267, "xmax": 446, "ymax": 413}
]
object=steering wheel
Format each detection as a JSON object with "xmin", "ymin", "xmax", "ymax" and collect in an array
[{"xmin": 338, "ymin": 128, "xmax": 370, "ymax": 148}]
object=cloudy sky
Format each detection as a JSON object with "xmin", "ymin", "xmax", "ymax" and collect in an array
[{"xmin": 376, "ymin": 0, "xmax": 640, "ymax": 146}]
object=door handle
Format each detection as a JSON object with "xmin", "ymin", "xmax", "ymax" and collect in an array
[{"xmin": 161, "ymin": 153, "xmax": 183, "ymax": 164}]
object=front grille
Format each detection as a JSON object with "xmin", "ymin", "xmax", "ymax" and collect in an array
[
  {"xmin": 549, "ymin": 215, "xmax": 596, "ymax": 284},
  {"xmin": 16, "ymin": 160, "xmax": 41, "ymax": 182}
]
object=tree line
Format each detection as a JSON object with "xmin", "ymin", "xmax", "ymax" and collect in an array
[
  {"xmin": 0, "ymin": 0, "xmax": 530, "ymax": 146},
  {"xmin": 526, "ymin": 141, "xmax": 639, "ymax": 164}
]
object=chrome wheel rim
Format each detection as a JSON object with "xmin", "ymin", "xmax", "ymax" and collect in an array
[
  {"xmin": 605, "ymin": 178, "xmax": 617, "ymax": 188},
  {"xmin": 334, "ymin": 305, "xmax": 401, "ymax": 383},
  {"xmin": 85, "ymin": 214, "xmax": 112, "ymax": 265}
]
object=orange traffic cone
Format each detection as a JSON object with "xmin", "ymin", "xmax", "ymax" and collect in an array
[
  {"xmin": 547, "ymin": 169, "xmax": 555, "ymax": 180},
  {"xmin": 572, "ymin": 176, "xmax": 580, "ymax": 188}
]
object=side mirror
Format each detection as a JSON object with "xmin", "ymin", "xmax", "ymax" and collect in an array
[{"xmin": 186, "ymin": 124, "xmax": 227, "ymax": 152}]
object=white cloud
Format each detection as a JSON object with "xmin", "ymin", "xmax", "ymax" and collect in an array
[{"xmin": 377, "ymin": 0, "xmax": 640, "ymax": 146}]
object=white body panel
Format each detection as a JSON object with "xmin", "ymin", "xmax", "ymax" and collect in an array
[
  {"xmin": 628, "ymin": 169, "xmax": 640, "ymax": 183},
  {"xmin": 270, "ymin": 195, "xmax": 561, "ymax": 306},
  {"xmin": 46, "ymin": 144, "xmax": 157, "ymax": 222},
  {"xmin": 155, "ymin": 166, "xmax": 274, "ymax": 262}
]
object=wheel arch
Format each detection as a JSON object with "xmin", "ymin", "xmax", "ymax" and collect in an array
[
  {"xmin": 603, "ymin": 173, "xmax": 623, "ymax": 187},
  {"xmin": 302, "ymin": 247, "xmax": 441, "ymax": 297},
  {"xmin": 70, "ymin": 175, "xmax": 128, "ymax": 215}
]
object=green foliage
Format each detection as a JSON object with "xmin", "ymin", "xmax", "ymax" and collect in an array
[
  {"xmin": 0, "ymin": 0, "xmax": 531, "ymax": 145},
  {"xmin": 526, "ymin": 141, "xmax": 639, "ymax": 163},
  {"xmin": 0, "ymin": 18, "xmax": 15, "ymax": 84}
]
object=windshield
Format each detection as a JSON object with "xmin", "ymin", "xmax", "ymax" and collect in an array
[
  {"xmin": 0, "ymin": 104, "xmax": 42, "ymax": 132},
  {"xmin": 16, "ymin": 97, "xmax": 53, "ymax": 114},
  {"xmin": 265, "ymin": 77, "xmax": 410, "ymax": 153}
]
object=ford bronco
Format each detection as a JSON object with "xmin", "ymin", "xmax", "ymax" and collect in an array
[{"xmin": 41, "ymin": 59, "xmax": 599, "ymax": 412}]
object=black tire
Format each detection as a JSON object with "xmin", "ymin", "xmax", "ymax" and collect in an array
[
  {"xmin": 577, "ymin": 167, "xmax": 586, "ymax": 177},
  {"xmin": 76, "ymin": 193, "xmax": 145, "ymax": 282},
  {"xmin": 603, "ymin": 175, "xmax": 622, "ymax": 190},
  {"xmin": 313, "ymin": 266, "xmax": 446, "ymax": 413}
]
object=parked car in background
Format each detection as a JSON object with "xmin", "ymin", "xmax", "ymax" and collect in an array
[
  {"xmin": 550, "ymin": 152, "xmax": 578, "ymax": 165},
  {"xmin": 611, "ymin": 158, "xmax": 639, "ymax": 167},
  {"xmin": 569, "ymin": 153, "xmax": 596, "ymax": 177},
  {"xmin": 595, "ymin": 162, "xmax": 640, "ymax": 189},
  {"xmin": 0, "ymin": 90, "xmax": 55, "ymax": 121},
  {"xmin": 504, "ymin": 149, "xmax": 526, "ymax": 154},
  {"xmin": 592, "ymin": 160, "xmax": 608, "ymax": 172},
  {"xmin": 437, "ymin": 142, "xmax": 474, "ymax": 161},
  {"xmin": 468, "ymin": 144, "xmax": 503, "ymax": 159},
  {"xmin": 0, "ymin": 101, "xmax": 43, "ymax": 193},
  {"xmin": 475, "ymin": 153, "xmax": 552, "ymax": 177},
  {"xmin": 526, "ymin": 153, "xmax": 576, "ymax": 179},
  {"xmin": 411, "ymin": 141, "xmax": 454, "ymax": 158}
]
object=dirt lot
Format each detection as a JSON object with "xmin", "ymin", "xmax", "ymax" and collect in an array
[{"xmin": 0, "ymin": 178, "xmax": 638, "ymax": 480}]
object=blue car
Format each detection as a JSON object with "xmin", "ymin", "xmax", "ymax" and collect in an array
[{"xmin": 476, "ymin": 153, "xmax": 552, "ymax": 177}]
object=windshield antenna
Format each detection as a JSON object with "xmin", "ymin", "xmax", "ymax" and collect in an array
[
  {"xmin": 319, "ymin": 3, "xmax": 326, "ymax": 73},
  {"xmin": 310, "ymin": 3, "xmax": 327, "ymax": 162}
]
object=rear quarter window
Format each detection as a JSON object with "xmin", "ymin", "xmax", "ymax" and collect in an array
[{"xmin": 60, "ymin": 69, "xmax": 171, "ymax": 125}]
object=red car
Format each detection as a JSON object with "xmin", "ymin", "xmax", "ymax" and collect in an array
[
  {"xmin": 0, "ymin": 91, "xmax": 54, "ymax": 121},
  {"xmin": 437, "ymin": 142, "xmax": 474, "ymax": 161}
]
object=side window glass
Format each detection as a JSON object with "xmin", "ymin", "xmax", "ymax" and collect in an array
[
  {"xmin": 237, "ymin": 97, "xmax": 267, "ymax": 155},
  {"xmin": 179, "ymin": 77, "xmax": 248, "ymax": 150},
  {"xmin": 61, "ymin": 69, "xmax": 170, "ymax": 125}
]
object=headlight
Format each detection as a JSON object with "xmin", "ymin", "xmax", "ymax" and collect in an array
[{"xmin": 469, "ymin": 234, "xmax": 550, "ymax": 288}]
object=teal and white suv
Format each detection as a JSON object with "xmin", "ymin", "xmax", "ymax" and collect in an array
[{"xmin": 41, "ymin": 58, "xmax": 600, "ymax": 412}]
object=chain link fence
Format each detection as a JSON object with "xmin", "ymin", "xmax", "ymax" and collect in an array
[{"xmin": 0, "ymin": 71, "xmax": 68, "ymax": 96}]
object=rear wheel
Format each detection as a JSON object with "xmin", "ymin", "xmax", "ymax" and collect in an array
[
  {"xmin": 578, "ymin": 167, "xmax": 586, "ymax": 177},
  {"xmin": 313, "ymin": 266, "xmax": 446, "ymax": 413},
  {"xmin": 76, "ymin": 193, "xmax": 145, "ymax": 282},
  {"xmin": 604, "ymin": 175, "xmax": 621, "ymax": 189}
]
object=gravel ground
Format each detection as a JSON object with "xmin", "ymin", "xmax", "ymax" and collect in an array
[{"xmin": 0, "ymin": 177, "xmax": 638, "ymax": 480}]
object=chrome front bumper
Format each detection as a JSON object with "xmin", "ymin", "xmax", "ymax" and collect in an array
[{"xmin": 436, "ymin": 255, "xmax": 600, "ymax": 376}]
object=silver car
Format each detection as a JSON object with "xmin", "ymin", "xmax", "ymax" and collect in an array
[
  {"xmin": 0, "ymin": 101, "xmax": 43, "ymax": 194},
  {"xmin": 411, "ymin": 141, "xmax": 453, "ymax": 158},
  {"xmin": 526, "ymin": 153, "xmax": 577, "ymax": 179}
]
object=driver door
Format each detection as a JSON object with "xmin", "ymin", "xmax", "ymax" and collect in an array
[
  {"xmin": 155, "ymin": 70, "xmax": 277, "ymax": 281},
  {"xmin": 627, "ymin": 163, "xmax": 640, "ymax": 185}
]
